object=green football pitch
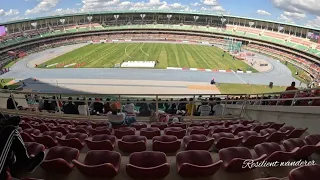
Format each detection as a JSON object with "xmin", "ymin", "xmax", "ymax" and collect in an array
[{"xmin": 39, "ymin": 43, "xmax": 257, "ymax": 72}]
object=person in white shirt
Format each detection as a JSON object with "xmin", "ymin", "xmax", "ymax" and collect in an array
[
  {"xmin": 78, "ymin": 101, "xmax": 88, "ymax": 115},
  {"xmin": 107, "ymin": 103, "xmax": 126, "ymax": 127},
  {"xmin": 198, "ymin": 102, "xmax": 211, "ymax": 116},
  {"xmin": 124, "ymin": 100, "xmax": 135, "ymax": 114},
  {"xmin": 212, "ymin": 98, "xmax": 224, "ymax": 116}
]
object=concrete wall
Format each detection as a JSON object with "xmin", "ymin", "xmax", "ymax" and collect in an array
[{"xmin": 226, "ymin": 105, "xmax": 320, "ymax": 135}]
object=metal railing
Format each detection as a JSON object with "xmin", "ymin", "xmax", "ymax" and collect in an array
[{"xmin": 0, "ymin": 88, "xmax": 319, "ymax": 120}]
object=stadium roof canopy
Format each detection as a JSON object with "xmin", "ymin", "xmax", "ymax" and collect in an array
[{"xmin": 0, "ymin": 10, "xmax": 319, "ymax": 31}]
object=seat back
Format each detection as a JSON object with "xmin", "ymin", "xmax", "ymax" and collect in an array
[
  {"xmin": 84, "ymin": 150, "xmax": 121, "ymax": 166},
  {"xmin": 129, "ymin": 151, "xmax": 167, "ymax": 167}
]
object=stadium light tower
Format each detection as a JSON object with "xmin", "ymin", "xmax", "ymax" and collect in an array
[
  {"xmin": 87, "ymin": 16, "xmax": 93, "ymax": 30},
  {"xmin": 248, "ymin": 21, "xmax": 254, "ymax": 28},
  {"xmin": 193, "ymin": 15, "xmax": 199, "ymax": 27},
  {"xmin": 167, "ymin": 14, "xmax": 172, "ymax": 28},
  {"xmin": 140, "ymin": 14, "xmax": 146, "ymax": 27},
  {"xmin": 114, "ymin": 14, "xmax": 119, "ymax": 26},
  {"xmin": 59, "ymin": 18, "xmax": 66, "ymax": 32}
]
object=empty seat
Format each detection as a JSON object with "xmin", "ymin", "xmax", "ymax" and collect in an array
[
  {"xmin": 31, "ymin": 124, "xmax": 50, "ymax": 133},
  {"xmin": 279, "ymin": 126, "xmax": 295, "ymax": 134},
  {"xmin": 152, "ymin": 135, "xmax": 181, "ymax": 153},
  {"xmin": 254, "ymin": 178, "xmax": 281, "ymax": 180},
  {"xmin": 230, "ymin": 124, "xmax": 252, "ymax": 135},
  {"xmin": 72, "ymin": 121, "xmax": 90, "ymax": 126},
  {"xmin": 176, "ymin": 150, "xmax": 222, "ymax": 177},
  {"xmin": 183, "ymin": 135, "xmax": 214, "ymax": 150},
  {"xmin": 24, "ymin": 142, "xmax": 45, "ymax": 156},
  {"xmin": 140, "ymin": 127, "xmax": 161, "ymax": 139},
  {"xmin": 86, "ymin": 134, "xmax": 116, "ymax": 150},
  {"xmin": 238, "ymin": 131, "xmax": 268, "ymax": 147},
  {"xmin": 260, "ymin": 128, "xmax": 287, "ymax": 143},
  {"xmin": 288, "ymin": 165, "xmax": 320, "ymax": 180},
  {"xmin": 189, "ymin": 122, "xmax": 207, "ymax": 127},
  {"xmin": 150, "ymin": 122, "xmax": 168, "ymax": 130},
  {"xmin": 224, "ymin": 120, "xmax": 240, "ymax": 127},
  {"xmin": 90, "ymin": 121, "xmax": 110, "ymax": 129},
  {"xmin": 282, "ymin": 138, "xmax": 317, "ymax": 159},
  {"xmin": 73, "ymin": 150, "xmax": 121, "ymax": 178},
  {"xmin": 32, "ymin": 131, "xmax": 63, "ymax": 148},
  {"xmin": 57, "ymin": 119, "xmax": 73, "ymax": 125},
  {"xmin": 188, "ymin": 126, "xmax": 210, "ymax": 136},
  {"xmin": 118, "ymin": 135, "xmax": 147, "ymax": 153},
  {"xmin": 240, "ymin": 120, "xmax": 255, "ymax": 126},
  {"xmin": 126, "ymin": 151, "xmax": 170, "ymax": 179},
  {"xmin": 219, "ymin": 147, "xmax": 266, "ymax": 172},
  {"xmin": 164, "ymin": 127, "xmax": 186, "ymax": 139},
  {"xmin": 209, "ymin": 125, "xmax": 232, "ymax": 134},
  {"xmin": 211, "ymin": 132, "xmax": 242, "ymax": 150},
  {"xmin": 19, "ymin": 123, "xmax": 33, "ymax": 130},
  {"xmin": 41, "ymin": 146, "xmax": 79, "ymax": 173},
  {"xmin": 169, "ymin": 122, "xmax": 187, "ymax": 129},
  {"xmin": 285, "ymin": 128, "xmax": 308, "ymax": 139},
  {"xmin": 251, "ymin": 123, "xmax": 269, "ymax": 133},
  {"xmin": 305, "ymin": 134, "xmax": 320, "ymax": 145},
  {"xmin": 207, "ymin": 121, "xmax": 224, "ymax": 127},
  {"xmin": 90, "ymin": 127, "xmax": 112, "ymax": 136},
  {"xmin": 131, "ymin": 122, "xmax": 148, "ymax": 130},
  {"xmin": 114, "ymin": 127, "xmax": 135, "ymax": 139},
  {"xmin": 254, "ymin": 142, "xmax": 298, "ymax": 162},
  {"xmin": 48, "ymin": 125, "xmax": 69, "ymax": 135},
  {"xmin": 264, "ymin": 122, "xmax": 285, "ymax": 130},
  {"xmin": 57, "ymin": 133, "xmax": 88, "ymax": 150},
  {"xmin": 23, "ymin": 129, "xmax": 41, "ymax": 136},
  {"xmin": 21, "ymin": 132, "xmax": 34, "ymax": 142}
]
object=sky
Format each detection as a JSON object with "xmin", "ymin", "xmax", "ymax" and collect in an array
[{"xmin": 0, "ymin": 0, "xmax": 320, "ymax": 29}]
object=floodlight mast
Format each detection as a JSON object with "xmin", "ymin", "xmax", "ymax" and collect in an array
[
  {"xmin": 59, "ymin": 19, "xmax": 66, "ymax": 32},
  {"xmin": 87, "ymin": 16, "xmax": 93, "ymax": 30}
]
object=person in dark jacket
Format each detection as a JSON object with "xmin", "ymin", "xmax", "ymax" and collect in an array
[
  {"xmin": 63, "ymin": 97, "xmax": 79, "ymax": 114},
  {"xmin": 7, "ymin": 95, "xmax": 18, "ymax": 109}
]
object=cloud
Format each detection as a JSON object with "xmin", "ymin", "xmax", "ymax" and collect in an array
[
  {"xmin": 256, "ymin": 10, "xmax": 271, "ymax": 16},
  {"xmin": 0, "ymin": 9, "xmax": 19, "ymax": 16},
  {"xmin": 201, "ymin": 5, "xmax": 225, "ymax": 12},
  {"xmin": 272, "ymin": 0, "xmax": 320, "ymax": 16},
  {"xmin": 306, "ymin": 16, "xmax": 320, "ymax": 29},
  {"xmin": 191, "ymin": 2, "xmax": 200, "ymax": 6},
  {"xmin": 25, "ymin": 0, "xmax": 60, "ymax": 15},
  {"xmin": 52, "ymin": 8, "xmax": 78, "ymax": 15},
  {"xmin": 283, "ymin": 11, "xmax": 306, "ymax": 19},
  {"xmin": 201, "ymin": 0, "xmax": 218, "ymax": 6},
  {"xmin": 277, "ymin": 14, "xmax": 295, "ymax": 23}
]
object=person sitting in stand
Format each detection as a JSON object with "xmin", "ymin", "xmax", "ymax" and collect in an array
[
  {"xmin": 63, "ymin": 97, "xmax": 79, "ymax": 115},
  {"xmin": 0, "ymin": 114, "xmax": 45, "ymax": 180},
  {"xmin": 212, "ymin": 98, "xmax": 223, "ymax": 116},
  {"xmin": 124, "ymin": 99, "xmax": 136, "ymax": 115},
  {"xmin": 7, "ymin": 95, "xmax": 19, "ymax": 110},
  {"xmin": 186, "ymin": 98, "xmax": 196, "ymax": 116},
  {"xmin": 107, "ymin": 103, "xmax": 126, "ymax": 127}
]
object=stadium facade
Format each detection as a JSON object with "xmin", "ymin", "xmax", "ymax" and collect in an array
[{"xmin": 0, "ymin": 10, "xmax": 319, "ymax": 81}]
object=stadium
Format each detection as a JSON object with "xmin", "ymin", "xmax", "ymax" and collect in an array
[{"xmin": 0, "ymin": 7, "xmax": 319, "ymax": 180}]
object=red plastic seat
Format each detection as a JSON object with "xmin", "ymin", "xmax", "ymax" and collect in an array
[
  {"xmin": 254, "ymin": 142, "xmax": 298, "ymax": 162},
  {"xmin": 86, "ymin": 134, "xmax": 116, "ymax": 150},
  {"xmin": 57, "ymin": 133, "xmax": 88, "ymax": 150},
  {"xmin": 254, "ymin": 178, "xmax": 281, "ymax": 180},
  {"xmin": 31, "ymin": 124, "xmax": 50, "ymax": 133},
  {"xmin": 176, "ymin": 150, "xmax": 222, "ymax": 177},
  {"xmin": 188, "ymin": 126, "xmax": 210, "ymax": 136},
  {"xmin": 57, "ymin": 119, "xmax": 73, "ymax": 125},
  {"xmin": 21, "ymin": 132, "xmax": 34, "ymax": 142},
  {"xmin": 279, "ymin": 126, "xmax": 295, "ymax": 134},
  {"xmin": 140, "ymin": 127, "xmax": 161, "ymax": 139},
  {"xmin": 19, "ymin": 123, "xmax": 33, "ymax": 130},
  {"xmin": 24, "ymin": 142, "xmax": 45, "ymax": 156},
  {"xmin": 189, "ymin": 122, "xmax": 207, "ymax": 127},
  {"xmin": 240, "ymin": 120, "xmax": 255, "ymax": 126},
  {"xmin": 209, "ymin": 125, "xmax": 233, "ymax": 134},
  {"xmin": 211, "ymin": 132, "xmax": 242, "ymax": 150},
  {"xmin": 169, "ymin": 122, "xmax": 187, "ymax": 129},
  {"xmin": 90, "ymin": 127, "xmax": 112, "ymax": 136},
  {"xmin": 230, "ymin": 124, "xmax": 252, "ymax": 135},
  {"xmin": 251, "ymin": 123, "xmax": 269, "ymax": 133},
  {"xmin": 41, "ymin": 146, "xmax": 79, "ymax": 173},
  {"xmin": 118, "ymin": 135, "xmax": 147, "ymax": 153},
  {"xmin": 206, "ymin": 121, "xmax": 224, "ymax": 127},
  {"xmin": 46, "ymin": 119, "xmax": 59, "ymax": 126},
  {"xmin": 264, "ymin": 122, "xmax": 285, "ymax": 130},
  {"xmin": 224, "ymin": 120, "xmax": 240, "ymax": 127},
  {"xmin": 219, "ymin": 147, "xmax": 266, "ymax": 172},
  {"xmin": 238, "ymin": 131, "xmax": 268, "ymax": 147},
  {"xmin": 114, "ymin": 127, "xmax": 135, "ymax": 139},
  {"xmin": 48, "ymin": 125, "xmax": 69, "ymax": 135},
  {"xmin": 90, "ymin": 121, "xmax": 109, "ymax": 129},
  {"xmin": 305, "ymin": 134, "xmax": 320, "ymax": 145},
  {"xmin": 73, "ymin": 121, "xmax": 90, "ymax": 126},
  {"xmin": 260, "ymin": 128, "xmax": 287, "ymax": 143},
  {"xmin": 131, "ymin": 122, "xmax": 148, "ymax": 130},
  {"xmin": 73, "ymin": 150, "xmax": 121, "ymax": 178},
  {"xmin": 23, "ymin": 128, "xmax": 41, "ymax": 136},
  {"xmin": 32, "ymin": 131, "xmax": 63, "ymax": 148},
  {"xmin": 68, "ymin": 127, "xmax": 89, "ymax": 134},
  {"xmin": 285, "ymin": 128, "xmax": 308, "ymax": 139},
  {"xmin": 183, "ymin": 135, "xmax": 214, "ymax": 150},
  {"xmin": 150, "ymin": 122, "xmax": 168, "ymax": 130},
  {"xmin": 282, "ymin": 138, "xmax": 317, "ymax": 159},
  {"xmin": 164, "ymin": 127, "xmax": 186, "ymax": 139},
  {"xmin": 126, "ymin": 151, "xmax": 170, "ymax": 179},
  {"xmin": 289, "ymin": 165, "xmax": 320, "ymax": 180},
  {"xmin": 152, "ymin": 135, "xmax": 181, "ymax": 153}
]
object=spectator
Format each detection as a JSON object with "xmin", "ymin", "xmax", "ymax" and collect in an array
[
  {"xmin": 186, "ymin": 98, "xmax": 196, "ymax": 115},
  {"xmin": 212, "ymin": 98, "xmax": 224, "ymax": 116},
  {"xmin": 284, "ymin": 81, "xmax": 298, "ymax": 105},
  {"xmin": 63, "ymin": 97, "xmax": 79, "ymax": 115},
  {"xmin": 78, "ymin": 100, "xmax": 88, "ymax": 115},
  {"xmin": 104, "ymin": 98, "xmax": 111, "ymax": 114},
  {"xmin": 91, "ymin": 98, "xmax": 104, "ymax": 114},
  {"xmin": 197, "ymin": 101, "xmax": 211, "ymax": 116},
  {"xmin": 149, "ymin": 99, "xmax": 156, "ymax": 111},
  {"xmin": 139, "ymin": 98, "xmax": 149, "ymax": 112},
  {"xmin": 7, "ymin": 95, "xmax": 18, "ymax": 110},
  {"xmin": 107, "ymin": 103, "xmax": 126, "ymax": 127},
  {"xmin": 74, "ymin": 97, "xmax": 81, "ymax": 108},
  {"xmin": 124, "ymin": 99, "xmax": 135, "ymax": 114}
]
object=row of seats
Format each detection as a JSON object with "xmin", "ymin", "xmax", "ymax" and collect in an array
[{"xmin": 22, "ymin": 142, "xmax": 320, "ymax": 179}]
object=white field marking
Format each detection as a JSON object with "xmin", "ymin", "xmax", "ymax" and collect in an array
[
  {"xmin": 140, "ymin": 43, "xmax": 150, "ymax": 56},
  {"xmin": 46, "ymin": 63, "xmax": 58, "ymax": 67},
  {"xmin": 64, "ymin": 63, "xmax": 76, "ymax": 68},
  {"xmin": 232, "ymin": 70, "xmax": 247, "ymax": 84},
  {"xmin": 125, "ymin": 44, "xmax": 132, "ymax": 59}
]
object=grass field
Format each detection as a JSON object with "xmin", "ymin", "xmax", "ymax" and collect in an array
[
  {"xmin": 281, "ymin": 61, "xmax": 311, "ymax": 84},
  {"xmin": 39, "ymin": 43, "xmax": 257, "ymax": 72},
  {"xmin": 217, "ymin": 83, "xmax": 286, "ymax": 94}
]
